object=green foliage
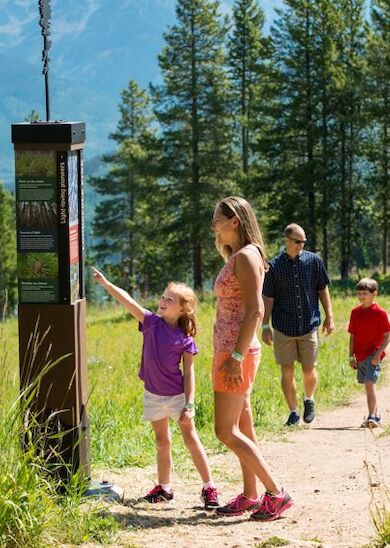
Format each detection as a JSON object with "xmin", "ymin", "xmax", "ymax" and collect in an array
[{"xmin": 0, "ymin": 183, "xmax": 17, "ymax": 313}]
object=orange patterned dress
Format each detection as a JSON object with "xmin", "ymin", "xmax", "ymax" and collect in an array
[{"xmin": 212, "ymin": 244, "xmax": 263, "ymax": 393}]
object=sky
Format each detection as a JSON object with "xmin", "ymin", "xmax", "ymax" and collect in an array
[{"xmin": 0, "ymin": 0, "xmax": 284, "ymax": 188}]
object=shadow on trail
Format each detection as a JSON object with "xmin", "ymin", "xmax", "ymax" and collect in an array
[
  {"xmin": 110, "ymin": 500, "xmax": 277, "ymax": 530},
  {"xmin": 310, "ymin": 426, "xmax": 362, "ymax": 431}
]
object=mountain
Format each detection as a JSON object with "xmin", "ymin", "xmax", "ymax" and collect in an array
[{"xmin": 0, "ymin": 0, "xmax": 283, "ymax": 190}]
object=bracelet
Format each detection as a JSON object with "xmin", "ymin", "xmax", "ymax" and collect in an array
[
  {"xmin": 184, "ymin": 402, "xmax": 194, "ymax": 410},
  {"xmin": 348, "ymin": 356, "xmax": 355, "ymax": 362},
  {"xmin": 231, "ymin": 350, "xmax": 244, "ymax": 363},
  {"xmin": 262, "ymin": 324, "xmax": 271, "ymax": 330}
]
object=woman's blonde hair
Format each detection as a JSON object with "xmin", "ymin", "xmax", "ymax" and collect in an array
[
  {"xmin": 214, "ymin": 196, "xmax": 268, "ymax": 268},
  {"xmin": 166, "ymin": 282, "xmax": 198, "ymax": 337}
]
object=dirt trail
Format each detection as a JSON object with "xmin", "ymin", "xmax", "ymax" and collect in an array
[{"xmin": 98, "ymin": 384, "xmax": 390, "ymax": 548}]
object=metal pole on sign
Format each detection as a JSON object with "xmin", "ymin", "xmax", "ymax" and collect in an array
[{"xmin": 38, "ymin": 0, "xmax": 52, "ymax": 121}]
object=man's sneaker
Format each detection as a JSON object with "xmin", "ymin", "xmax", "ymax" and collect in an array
[
  {"xmin": 143, "ymin": 485, "xmax": 174, "ymax": 503},
  {"xmin": 285, "ymin": 411, "xmax": 300, "ymax": 426},
  {"xmin": 216, "ymin": 493, "xmax": 260, "ymax": 516},
  {"xmin": 367, "ymin": 415, "xmax": 381, "ymax": 428},
  {"xmin": 201, "ymin": 486, "xmax": 220, "ymax": 509},
  {"xmin": 303, "ymin": 399, "xmax": 315, "ymax": 424},
  {"xmin": 250, "ymin": 488, "xmax": 293, "ymax": 521}
]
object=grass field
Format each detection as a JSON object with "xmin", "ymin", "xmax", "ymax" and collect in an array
[{"xmin": 1, "ymin": 294, "xmax": 389, "ymax": 546}]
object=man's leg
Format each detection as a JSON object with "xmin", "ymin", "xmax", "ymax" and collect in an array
[
  {"xmin": 301, "ymin": 364, "xmax": 318, "ymax": 400},
  {"xmin": 281, "ymin": 363, "xmax": 298, "ymax": 410}
]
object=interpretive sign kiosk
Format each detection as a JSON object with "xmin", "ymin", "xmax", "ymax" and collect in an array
[{"xmin": 12, "ymin": 121, "xmax": 90, "ymax": 480}]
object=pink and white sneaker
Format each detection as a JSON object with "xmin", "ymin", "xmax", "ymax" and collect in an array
[
  {"xmin": 201, "ymin": 486, "xmax": 220, "ymax": 509},
  {"xmin": 142, "ymin": 484, "xmax": 174, "ymax": 503},
  {"xmin": 216, "ymin": 493, "xmax": 260, "ymax": 516},
  {"xmin": 250, "ymin": 488, "xmax": 293, "ymax": 521}
]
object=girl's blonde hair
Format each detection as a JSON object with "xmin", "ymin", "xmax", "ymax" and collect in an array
[
  {"xmin": 215, "ymin": 196, "xmax": 268, "ymax": 269},
  {"xmin": 167, "ymin": 282, "xmax": 198, "ymax": 337}
]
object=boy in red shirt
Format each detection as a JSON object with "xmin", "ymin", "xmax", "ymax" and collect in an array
[{"xmin": 348, "ymin": 278, "xmax": 390, "ymax": 428}]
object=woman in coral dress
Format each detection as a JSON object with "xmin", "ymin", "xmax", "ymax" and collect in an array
[{"xmin": 211, "ymin": 196, "xmax": 293, "ymax": 522}]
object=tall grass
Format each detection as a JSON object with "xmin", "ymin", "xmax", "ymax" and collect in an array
[{"xmin": 0, "ymin": 317, "xmax": 118, "ymax": 547}]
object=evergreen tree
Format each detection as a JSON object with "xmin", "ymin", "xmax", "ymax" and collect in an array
[
  {"xmin": 153, "ymin": 0, "xmax": 237, "ymax": 290},
  {"xmin": 257, "ymin": 0, "xmax": 320, "ymax": 250},
  {"xmin": 0, "ymin": 183, "xmax": 17, "ymax": 314},
  {"xmin": 333, "ymin": 0, "xmax": 367, "ymax": 278},
  {"xmin": 90, "ymin": 80, "xmax": 163, "ymax": 293},
  {"xmin": 228, "ymin": 0, "xmax": 268, "ymax": 185},
  {"xmin": 366, "ymin": 0, "xmax": 390, "ymax": 273}
]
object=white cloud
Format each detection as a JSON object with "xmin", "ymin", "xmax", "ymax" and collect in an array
[
  {"xmin": 0, "ymin": 11, "xmax": 36, "ymax": 46},
  {"xmin": 52, "ymin": 0, "xmax": 103, "ymax": 41}
]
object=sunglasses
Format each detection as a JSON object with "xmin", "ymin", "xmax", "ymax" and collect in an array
[{"xmin": 286, "ymin": 237, "xmax": 307, "ymax": 245}]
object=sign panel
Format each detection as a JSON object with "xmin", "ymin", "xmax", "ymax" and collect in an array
[
  {"xmin": 15, "ymin": 149, "xmax": 82, "ymax": 304},
  {"xmin": 16, "ymin": 151, "xmax": 59, "ymax": 302}
]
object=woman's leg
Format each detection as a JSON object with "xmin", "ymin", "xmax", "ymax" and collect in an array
[
  {"xmin": 214, "ymin": 391, "xmax": 279, "ymax": 493},
  {"xmin": 179, "ymin": 419, "xmax": 212, "ymax": 483},
  {"xmin": 151, "ymin": 417, "xmax": 172, "ymax": 485},
  {"xmin": 238, "ymin": 392, "xmax": 259, "ymax": 499}
]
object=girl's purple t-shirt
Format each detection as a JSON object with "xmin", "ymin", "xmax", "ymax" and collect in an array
[{"xmin": 138, "ymin": 311, "xmax": 198, "ymax": 396}]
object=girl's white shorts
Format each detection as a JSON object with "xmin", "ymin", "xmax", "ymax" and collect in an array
[{"xmin": 143, "ymin": 389, "xmax": 185, "ymax": 422}]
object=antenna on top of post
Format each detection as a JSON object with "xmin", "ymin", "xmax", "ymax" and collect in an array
[{"xmin": 38, "ymin": 0, "xmax": 52, "ymax": 121}]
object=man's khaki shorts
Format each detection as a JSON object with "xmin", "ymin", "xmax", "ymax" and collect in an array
[{"xmin": 273, "ymin": 329, "xmax": 319, "ymax": 366}]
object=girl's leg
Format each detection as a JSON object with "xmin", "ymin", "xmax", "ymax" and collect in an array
[
  {"xmin": 238, "ymin": 392, "xmax": 259, "ymax": 499},
  {"xmin": 179, "ymin": 419, "xmax": 212, "ymax": 483},
  {"xmin": 151, "ymin": 417, "xmax": 172, "ymax": 485},
  {"xmin": 365, "ymin": 381, "xmax": 377, "ymax": 416},
  {"xmin": 214, "ymin": 391, "xmax": 279, "ymax": 494}
]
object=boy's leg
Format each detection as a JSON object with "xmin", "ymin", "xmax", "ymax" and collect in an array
[
  {"xmin": 365, "ymin": 381, "xmax": 378, "ymax": 417},
  {"xmin": 151, "ymin": 417, "xmax": 172, "ymax": 485},
  {"xmin": 179, "ymin": 419, "xmax": 212, "ymax": 483}
]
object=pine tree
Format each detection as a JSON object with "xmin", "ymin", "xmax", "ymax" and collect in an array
[
  {"xmin": 228, "ymin": 0, "xmax": 268, "ymax": 185},
  {"xmin": 0, "ymin": 183, "xmax": 17, "ymax": 314},
  {"xmin": 333, "ymin": 0, "xmax": 367, "ymax": 278},
  {"xmin": 90, "ymin": 80, "xmax": 163, "ymax": 293},
  {"xmin": 257, "ymin": 0, "xmax": 320, "ymax": 250},
  {"xmin": 366, "ymin": 0, "xmax": 390, "ymax": 273},
  {"xmin": 153, "ymin": 0, "xmax": 237, "ymax": 290}
]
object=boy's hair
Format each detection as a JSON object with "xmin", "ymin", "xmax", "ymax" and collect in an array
[
  {"xmin": 215, "ymin": 195, "xmax": 268, "ymax": 270},
  {"xmin": 167, "ymin": 282, "xmax": 198, "ymax": 337},
  {"xmin": 356, "ymin": 278, "xmax": 378, "ymax": 293}
]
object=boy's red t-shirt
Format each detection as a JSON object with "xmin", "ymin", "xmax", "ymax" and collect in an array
[{"xmin": 348, "ymin": 303, "xmax": 390, "ymax": 362}]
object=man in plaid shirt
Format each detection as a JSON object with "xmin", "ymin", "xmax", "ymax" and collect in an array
[{"xmin": 262, "ymin": 224, "xmax": 334, "ymax": 426}]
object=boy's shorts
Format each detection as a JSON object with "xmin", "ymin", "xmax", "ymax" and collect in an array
[
  {"xmin": 357, "ymin": 354, "xmax": 382, "ymax": 384},
  {"xmin": 273, "ymin": 329, "xmax": 319, "ymax": 366},
  {"xmin": 212, "ymin": 350, "xmax": 261, "ymax": 394},
  {"xmin": 143, "ymin": 389, "xmax": 185, "ymax": 422}
]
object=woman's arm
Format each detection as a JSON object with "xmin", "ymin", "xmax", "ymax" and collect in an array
[
  {"xmin": 91, "ymin": 266, "xmax": 146, "ymax": 323},
  {"xmin": 180, "ymin": 352, "xmax": 195, "ymax": 423}
]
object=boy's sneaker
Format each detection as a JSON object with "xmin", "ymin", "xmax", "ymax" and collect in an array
[
  {"xmin": 303, "ymin": 399, "xmax": 315, "ymax": 424},
  {"xmin": 367, "ymin": 415, "xmax": 381, "ymax": 428},
  {"xmin": 143, "ymin": 485, "xmax": 174, "ymax": 503},
  {"xmin": 216, "ymin": 493, "xmax": 260, "ymax": 516},
  {"xmin": 285, "ymin": 411, "xmax": 300, "ymax": 426},
  {"xmin": 201, "ymin": 486, "xmax": 220, "ymax": 509},
  {"xmin": 250, "ymin": 488, "xmax": 294, "ymax": 521}
]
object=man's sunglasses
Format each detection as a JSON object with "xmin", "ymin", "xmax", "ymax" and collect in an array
[{"xmin": 286, "ymin": 237, "xmax": 307, "ymax": 245}]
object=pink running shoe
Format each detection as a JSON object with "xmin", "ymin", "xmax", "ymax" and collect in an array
[
  {"xmin": 216, "ymin": 493, "xmax": 260, "ymax": 516},
  {"xmin": 250, "ymin": 488, "xmax": 293, "ymax": 521},
  {"xmin": 201, "ymin": 486, "xmax": 220, "ymax": 509},
  {"xmin": 143, "ymin": 485, "xmax": 174, "ymax": 503}
]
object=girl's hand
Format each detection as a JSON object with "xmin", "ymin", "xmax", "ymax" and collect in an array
[
  {"xmin": 219, "ymin": 356, "xmax": 243, "ymax": 391},
  {"xmin": 371, "ymin": 353, "xmax": 380, "ymax": 367},
  {"xmin": 349, "ymin": 356, "xmax": 357, "ymax": 369},
  {"xmin": 91, "ymin": 266, "xmax": 109, "ymax": 287},
  {"xmin": 179, "ymin": 408, "xmax": 194, "ymax": 423}
]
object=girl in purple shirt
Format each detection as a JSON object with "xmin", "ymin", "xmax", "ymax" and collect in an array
[{"xmin": 92, "ymin": 267, "xmax": 219, "ymax": 509}]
